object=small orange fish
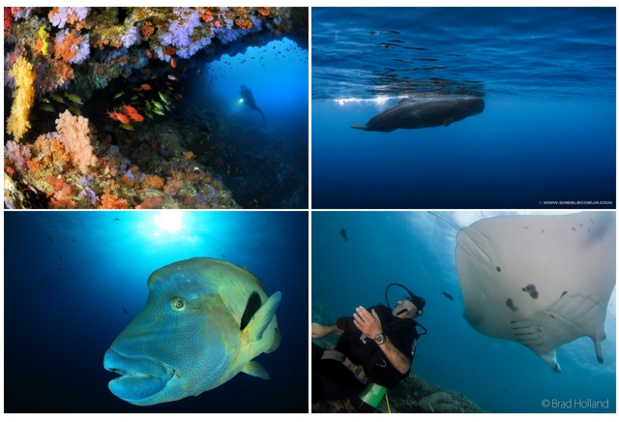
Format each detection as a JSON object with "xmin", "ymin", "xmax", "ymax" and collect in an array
[
  {"xmin": 128, "ymin": 112, "xmax": 144, "ymax": 122},
  {"xmin": 107, "ymin": 110, "xmax": 130, "ymax": 124},
  {"xmin": 170, "ymin": 57, "xmax": 177, "ymax": 68},
  {"xmin": 122, "ymin": 103, "xmax": 139, "ymax": 115}
]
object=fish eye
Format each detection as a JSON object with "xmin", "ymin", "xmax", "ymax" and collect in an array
[{"xmin": 172, "ymin": 297, "xmax": 186, "ymax": 310}]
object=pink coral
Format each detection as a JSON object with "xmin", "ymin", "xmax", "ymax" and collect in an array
[
  {"xmin": 163, "ymin": 178, "xmax": 183, "ymax": 195},
  {"xmin": 5, "ymin": 140, "xmax": 32, "ymax": 170},
  {"xmin": 55, "ymin": 110, "xmax": 97, "ymax": 174},
  {"xmin": 136, "ymin": 196, "xmax": 165, "ymax": 209}
]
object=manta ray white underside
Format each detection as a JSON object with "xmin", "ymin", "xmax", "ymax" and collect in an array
[{"xmin": 455, "ymin": 212, "xmax": 616, "ymax": 372}]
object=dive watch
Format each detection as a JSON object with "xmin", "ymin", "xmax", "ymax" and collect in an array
[{"xmin": 374, "ymin": 333, "xmax": 386, "ymax": 345}]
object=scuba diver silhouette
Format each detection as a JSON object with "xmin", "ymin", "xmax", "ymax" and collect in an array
[{"xmin": 240, "ymin": 85, "xmax": 266, "ymax": 121}]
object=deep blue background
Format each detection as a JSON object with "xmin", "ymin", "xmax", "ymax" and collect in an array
[
  {"xmin": 312, "ymin": 8, "xmax": 616, "ymax": 209},
  {"xmin": 4, "ymin": 211, "xmax": 308, "ymax": 412}
]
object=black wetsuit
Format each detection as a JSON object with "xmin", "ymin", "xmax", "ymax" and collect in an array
[{"xmin": 312, "ymin": 304, "xmax": 420, "ymax": 404}]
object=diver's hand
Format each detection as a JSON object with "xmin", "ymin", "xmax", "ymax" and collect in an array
[
  {"xmin": 353, "ymin": 307, "xmax": 383, "ymax": 338},
  {"xmin": 312, "ymin": 323, "xmax": 343, "ymax": 338}
]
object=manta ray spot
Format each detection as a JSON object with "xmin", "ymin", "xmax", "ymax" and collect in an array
[
  {"xmin": 505, "ymin": 298, "xmax": 519, "ymax": 312},
  {"xmin": 522, "ymin": 284, "xmax": 539, "ymax": 299}
]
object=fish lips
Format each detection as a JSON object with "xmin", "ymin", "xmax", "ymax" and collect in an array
[{"xmin": 103, "ymin": 348, "xmax": 176, "ymax": 403}]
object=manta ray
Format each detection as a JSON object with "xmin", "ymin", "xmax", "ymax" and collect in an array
[
  {"xmin": 351, "ymin": 96, "xmax": 484, "ymax": 132},
  {"xmin": 446, "ymin": 212, "xmax": 616, "ymax": 372},
  {"xmin": 240, "ymin": 85, "xmax": 266, "ymax": 121}
]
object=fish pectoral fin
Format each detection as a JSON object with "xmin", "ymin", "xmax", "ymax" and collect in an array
[
  {"xmin": 350, "ymin": 123, "xmax": 366, "ymax": 130},
  {"xmin": 443, "ymin": 118, "xmax": 454, "ymax": 127},
  {"xmin": 242, "ymin": 360, "xmax": 270, "ymax": 379},
  {"xmin": 245, "ymin": 291, "xmax": 281, "ymax": 342},
  {"xmin": 266, "ymin": 328, "xmax": 282, "ymax": 353}
]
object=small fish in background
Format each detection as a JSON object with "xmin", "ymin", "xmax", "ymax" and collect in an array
[
  {"xmin": 123, "ymin": 306, "xmax": 128, "ymax": 315},
  {"xmin": 48, "ymin": 237, "xmax": 53, "ymax": 242},
  {"xmin": 340, "ymin": 228, "xmax": 348, "ymax": 242},
  {"xmin": 441, "ymin": 291, "xmax": 454, "ymax": 301}
]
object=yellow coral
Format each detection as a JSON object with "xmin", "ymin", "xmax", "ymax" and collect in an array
[
  {"xmin": 38, "ymin": 26, "xmax": 50, "ymax": 56},
  {"xmin": 6, "ymin": 56, "xmax": 36, "ymax": 143}
]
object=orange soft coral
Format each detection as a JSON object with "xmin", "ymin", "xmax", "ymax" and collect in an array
[
  {"xmin": 143, "ymin": 175, "xmax": 165, "ymax": 189},
  {"xmin": 235, "ymin": 16, "xmax": 253, "ymax": 30},
  {"xmin": 98, "ymin": 193, "xmax": 128, "ymax": 209},
  {"xmin": 139, "ymin": 20, "xmax": 155, "ymax": 37},
  {"xmin": 53, "ymin": 29, "xmax": 86, "ymax": 63}
]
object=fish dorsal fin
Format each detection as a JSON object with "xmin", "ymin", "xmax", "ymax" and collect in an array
[
  {"xmin": 244, "ymin": 291, "xmax": 281, "ymax": 342},
  {"xmin": 242, "ymin": 360, "xmax": 270, "ymax": 379}
]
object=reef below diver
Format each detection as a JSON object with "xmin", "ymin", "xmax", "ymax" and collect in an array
[
  {"xmin": 240, "ymin": 84, "xmax": 266, "ymax": 121},
  {"xmin": 350, "ymin": 96, "xmax": 484, "ymax": 132}
]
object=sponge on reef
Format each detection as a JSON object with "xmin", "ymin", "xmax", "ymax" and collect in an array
[{"xmin": 6, "ymin": 56, "xmax": 36, "ymax": 143}]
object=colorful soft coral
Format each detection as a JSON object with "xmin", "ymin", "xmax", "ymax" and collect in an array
[
  {"xmin": 54, "ymin": 28, "xmax": 90, "ymax": 64},
  {"xmin": 6, "ymin": 55, "xmax": 36, "ymax": 143}
]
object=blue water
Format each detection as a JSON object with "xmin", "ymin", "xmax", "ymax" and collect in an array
[
  {"xmin": 184, "ymin": 37, "xmax": 309, "ymax": 208},
  {"xmin": 4, "ymin": 210, "xmax": 308, "ymax": 412},
  {"xmin": 312, "ymin": 8, "xmax": 616, "ymax": 209},
  {"xmin": 312, "ymin": 211, "xmax": 616, "ymax": 413}
]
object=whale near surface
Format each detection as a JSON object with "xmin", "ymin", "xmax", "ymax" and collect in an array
[{"xmin": 350, "ymin": 96, "xmax": 485, "ymax": 132}]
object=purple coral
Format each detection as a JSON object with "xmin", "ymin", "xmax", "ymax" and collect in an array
[
  {"xmin": 159, "ymin": 8, "xmax": 201, "ymax": 48},
  {"xmin": 213, "ymin": 27, "xmax": 241, "ymax": 44},
  {"xmin": 121, "ymin": 26, "xmax": 140, "ymax": 49}
]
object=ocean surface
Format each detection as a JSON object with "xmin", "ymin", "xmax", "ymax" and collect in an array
[
  {"xmin": 312, "ymin": 211, "xmax": 616, "ymax": 413},
  {"xmin": 312, "ymin": 7, "xmax": 616, "ymax": 209},
  {"xmin": 4, "ymin": 210, "xmax": 308, "ymax": 412}
]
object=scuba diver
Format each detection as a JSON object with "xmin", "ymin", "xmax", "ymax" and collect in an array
[
  {"xmin": 312, "ymin": 283, "xmax": 427, "ymax": 411},
  {"xmin": 239, "ymin": 84, "xmax": 266, "ymax": 121}
]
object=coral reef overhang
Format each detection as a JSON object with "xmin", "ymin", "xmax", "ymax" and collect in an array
[{"xmin": 4, "ymin": 7, "xmax": 308, "ymax": 209}]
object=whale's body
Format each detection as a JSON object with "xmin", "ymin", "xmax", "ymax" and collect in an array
[{"xmin": 351, "ymin": 96, "xmax": 485, "ymax": 132}]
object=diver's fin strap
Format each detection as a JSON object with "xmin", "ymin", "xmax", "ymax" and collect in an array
[{"xmin": 321, "ymin": 350, "xmax": 368, "ymax": 385}]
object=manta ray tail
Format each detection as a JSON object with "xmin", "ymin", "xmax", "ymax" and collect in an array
[
  {"xmin": 428, "ymin": 211, "xmax": 462, "ymax": 231},
  {"xmin": 350, "ymin": 123, "xmax": 367, "ymax": 130},
  {"xmin": 258, "ymin": 108, "xmax": 266, "ymax": 121}
]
